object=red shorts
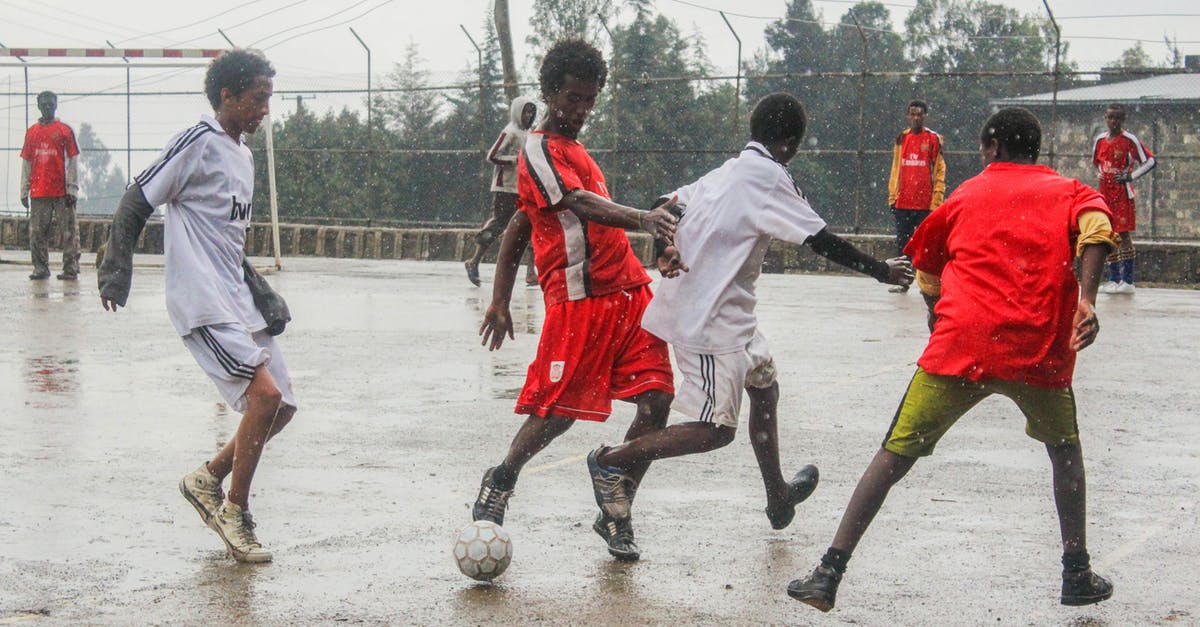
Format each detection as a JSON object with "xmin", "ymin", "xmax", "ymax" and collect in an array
[
  {"xmin": 1100, "ymin": 183, "xmax": 1136, "ymax": 232},
  {"xmin": 515, "ymin": 284, "xmax": 673, "ymax": 421}
]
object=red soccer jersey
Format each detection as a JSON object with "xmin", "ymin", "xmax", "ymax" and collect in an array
[
  {"xmin": 517, "ymin": 130, "xmax": 650, "ymax": 305},
  {"xmin": 20, "ymin": 119, "xmax": 79, "ymax": 198},
  {"xmin": 891, "ymin": 128, "xmax": 944, "ymax": 210},
  {"xmin": 904, "ymin": 162, "xmax": 1109, "ymax": 388},
  {"xmin": 1092, "ymin": 131, "xmax": 1153, "ymax": 232}
]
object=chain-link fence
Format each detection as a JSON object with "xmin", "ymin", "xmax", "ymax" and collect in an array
[{"xmin": 4, "ymin": 61, "xmax": 1198, "ymax": 240}]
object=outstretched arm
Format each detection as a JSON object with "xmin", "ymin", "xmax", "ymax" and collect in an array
[
  {"xmin": 561, "ymin": 189, "xmax": 678, "ymax": 241},
  {"xmin": 806, "ymin": 228, "xmax": 913, "ymax": 285},
  {"xmin": 98, "ymin": 184, "xmax": 155, "ymax": 311},
  {"xmin": 480, "ymin": 211, "xmax": 532, "ymax": 351}
]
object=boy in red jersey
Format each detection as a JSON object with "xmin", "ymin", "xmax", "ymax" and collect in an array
[
  {"xmin": 885, "ymin": 99, "xmax": 945, "ymax": 293},
  {"xmin": 20, "ymin": 91, "xmax": 80, "ymax": 280},
  {"xmin": 1092, "ymin": 103, "xmax": 1156, "ymax": 294},
  {"xmin": 472, "ymin": 38, "xmax": 679, "ymax": 562},
  {"xmin": 789, "ymin": 107, "xmax": 1118, "ymax": 611}
]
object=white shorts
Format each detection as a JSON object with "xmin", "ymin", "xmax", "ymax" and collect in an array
[
  {"xmin": 671, "ymin": 330, "xmax": 776, "ymax": 429},
  {"xmin": 182, "ymin": 323, "xmax": 296, "ymax": 413}
]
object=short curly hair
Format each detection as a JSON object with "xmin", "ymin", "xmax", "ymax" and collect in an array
[
  {"xmin": 539, "ymin": 38, "xmax": 607, "ymax": 99},
  {"xmin": 204, "ymin": 49, "xmax": 276, "ymax": 110},
  {"xmin": 750, "ymin": 93, "xmax": 807, "ymax": 144},
  {"xmin": 981, "ymin": 107, "xmax": 1041, "ymax": 162}
]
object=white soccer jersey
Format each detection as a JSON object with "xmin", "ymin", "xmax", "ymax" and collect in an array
[
  {"xmin": 641, "ymin": 141, "xmax": 827, "ymax": 354},
  {"xmin": 135, "ymin": 114, "xmax": 265, "ymax": 336}
]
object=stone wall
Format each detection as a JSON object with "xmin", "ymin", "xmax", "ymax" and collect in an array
[{"xmin": 2, "ymin": 216, "xmax": 1197, "ymax": 286}]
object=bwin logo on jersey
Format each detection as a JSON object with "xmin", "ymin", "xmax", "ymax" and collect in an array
[{"xmin": 230, "ymin": 195, "xmax": 253, "ymax": 221}]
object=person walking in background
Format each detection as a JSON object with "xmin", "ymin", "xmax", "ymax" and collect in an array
[
  {"xmin": 465, "ymin": 96, "xmax": 540, "ymax": 288},
  {"xmin": 20, "ymin": 90, "xmax": 80, "ymax": 280},
  {"xmin": 99, "ymin": 50, "xmax": 295, "ymax": 564},
  {"xmin": 788, "ymin": 107, "xmax": 1117, "ymax": 612},
  {"xmin": 1093, "ymin": 103, "xmax": 1156, "ymax": 294},
  {"xmin": 886, "ymin": 99, "xmax": 945, "ymax": 294},
  {"xmin": 473, "ymin": 38, "xmax": 680, "ymax": 562}
]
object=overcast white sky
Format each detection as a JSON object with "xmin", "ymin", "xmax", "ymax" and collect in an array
[{"xmin": 3, "ymin": 0, "xmax": 1198, "ymax": 208}]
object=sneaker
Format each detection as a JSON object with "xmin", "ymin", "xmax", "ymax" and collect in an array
[
  {"xmin": 208, "ymin": 500, "xmax": 272, "ymax": 563},
  {"xmin": 179, "ymin": 462, "xmax": 225, "ymax": 523},
  {"xmin": 593, "ymin": 511, "xmax": 640, "ymax": 561},
  {"xmin": 28, "ymin": 271, "xmax": 49, "ymax": 280},
  {"xmin": 1099, "ymin": 280, "xmax": 1119, "ymax": 294},
  {"xmin": 56, "ymin": 273, "xmax": 78, "ymax": 281},
  {"xmin": 1114, "ymin": 281, "xmax": 1135, "ymax": 294},
  {"xmin": 888, "ymin": 284, "xmax": 909, "ymax": 294},
  {"xmin": 472, "ymin": 467, "xmax": 514, "ymax": 525},
  {"xmin": 1061, "ymin": 569, "xmax": 1113, "ymax": 606},
  {"xmin": 464, "ymin": 261, "xmax": 481, "ymax": 287},
  {"xmin": 766, "ymin": 464, "xmax": 820, "ymax": 530},
  {"xmin": 787, "ymin": 564, "xmax": 843, "ymax": 612},
  {"xmin": 587, "ymin": 447, "xmax": 633, "ymax": 520}
]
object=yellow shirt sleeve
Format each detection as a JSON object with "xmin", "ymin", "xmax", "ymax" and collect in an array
[
  {"xmin": 887, "ymin": 140, "xmax": 902, "ymax": 206},
  {"xmin": 1076, "ymin": 210, "xmax": 1120, "ymax": 257},
  {"xmin": 916, "ymin": 269, "xmax": 941, "ymax": 297}
]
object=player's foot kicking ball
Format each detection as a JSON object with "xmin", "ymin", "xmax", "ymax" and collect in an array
[
  {"xmin": 180, "ymin": 462, "xmax": 224, "ymax": 523},
  {"xmin": 208, "ymin": 500, "xmax": 272, "ymax": 563},
  {"xmin": 473, "ymin": 466, "xmax": 514, "ymax": 525},
  {"xmin": 1061, "ymin": 569, "xmax": 1113, "ymax": 606},
  {"xmin": 593, "ymin": 511, "xmax": 640, "ymax": 561},
  {"xmin": 765, "ymin": 464, "xmax": 820, "ymax": 530},
  {"xmin": 787, "ymin": 564, "xmax": 842, "ymax": 612},
  {"xmin": 586, "ymin": 447, "xmax": 633, "ymax": 520},
  {"xmin": 464, "ymin": 261, "xmax": 481, "ymax": 287}
]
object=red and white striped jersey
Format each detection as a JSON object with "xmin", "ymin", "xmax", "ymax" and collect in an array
[{"xmin": 517, "ymin": 130, "xmax": 649, "ymax": 305}]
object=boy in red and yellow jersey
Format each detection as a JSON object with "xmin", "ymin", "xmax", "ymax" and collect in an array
[
  {"xmin": 886, "ymin": 99, "xmax": 946, "ymax": 293},
  {"xmin": 790, "ymin": 107, "xmax": 1117, "ymax": 611}
]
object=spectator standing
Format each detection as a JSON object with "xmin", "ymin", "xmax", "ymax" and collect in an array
[
  {"xmin": 1093, "ymin": 103, "xmax": 1156, "ymax": 294},
  {"xmin": 886, "ymin": 99, "xmax": 945, "ymax": 293},
  {"xmin": 20, "ymin": 90, "xmax": 80, "ymax": 280}
]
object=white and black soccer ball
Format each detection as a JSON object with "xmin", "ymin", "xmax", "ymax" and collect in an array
[{"xmin": 453, "ymin": 520, "xmax": 513, "ymax": 581}]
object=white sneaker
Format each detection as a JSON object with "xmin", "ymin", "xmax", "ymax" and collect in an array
[
  {"xmin": 209, "ymin": 500, "xmax": 273, "ymax": 563},
  {"xmin": 1099, "ymin": 281, "xmax": 1119, "ymax": 294},
  {"xmin": 1114, "ymin": 281, "xmax": 1136, "ymax": 294},
  {"xmin": 179, "ymin": 463, "xmax": 224, "ymax": 523}
]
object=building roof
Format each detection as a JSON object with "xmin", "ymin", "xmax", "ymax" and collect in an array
[{"xmin": 994, "ymin": 72, "xmax": 1200, "ymax": 107}]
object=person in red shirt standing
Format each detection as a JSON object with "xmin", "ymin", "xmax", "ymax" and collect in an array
[
  {"xmin": 789, "ymin": 107, "xmax": 1117, "ymax": 611},
  {"xmin": 1092, "ymin": 103, "xmax": 1156, "ymax": 294},
  {"xmin": 20, "ymin": 91, "xmax": 81, "ymax": 280},
  {"xmin": 886, "ymin": 99, "xmax": 946, "ymax": 293},
  {"xmin": 472, "ymin": 38, "xmax": 679, "ymax": 562}
]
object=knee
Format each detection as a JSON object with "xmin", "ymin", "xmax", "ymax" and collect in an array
[
  {"xmin": 711, "ymin": 425, "xmax": 736, "ymax": 449},
  {"xmin": 636, "ymin": 391, "xmax": 672, "ymax": 428},
  {"xmin": 247, "ymin": 380, "xmax": 283, "ymax": 409}
]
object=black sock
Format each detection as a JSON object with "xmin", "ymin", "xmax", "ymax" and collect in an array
[
  {"xmin": 820, "ymin": 547, "xmax": 851, "ymax": 573},
  {"xmin": 1062, "ymin": 549, "xmax": 1090, "ymax": 573},
  {"xmin": 491, "ymin": 462, "xmax": 519, "ymax": 491}
]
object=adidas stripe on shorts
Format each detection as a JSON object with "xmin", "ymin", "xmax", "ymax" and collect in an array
[
  {"xmin": 182, "ymin": 323, "xmax": 295, "ymax": 413},
  {"xmin": 671, "ymin": 330, "xmax": 776, "ymax": 429}
]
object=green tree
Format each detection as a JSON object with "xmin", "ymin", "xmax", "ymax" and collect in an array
[
  {"xmin": 74, "ymin": 122, "xmax": 126, "ymax": 215},
  {"xmin": 1110, "ymin": 42, "xmax": 1154, "ymax": 68},
  {"xmin": 526, "ymin": 0, "xmax": 617, "ymax": 60}
]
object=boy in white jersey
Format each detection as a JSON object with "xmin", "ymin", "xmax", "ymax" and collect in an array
[
  {"xmin": 585, "ymin": 93, "xmax": 913, "ymax": 539},
  {"xmin": 98, "ymin": 50, "xmax": 291, "ymax": 563}
]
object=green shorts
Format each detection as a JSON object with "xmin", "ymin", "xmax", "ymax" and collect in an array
[{"xmin": 882, "ymin": 368, "xmax": 1080, "ymax": 458}]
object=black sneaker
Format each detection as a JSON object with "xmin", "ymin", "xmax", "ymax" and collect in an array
[
  {"xmin": 56, "ymin": 272, "xmax": 78, "ymax": 281},
  {"xmin": 593, "ymin": 511, "xmax": 640, "ymax": 561},
  {"xmin": 587, "ymin": 447, "xmax": 633, "ymax": 520},
  {"xmin": 787, "ymin": 564, "xmax": 842, "ymax": 612},
  {"xmin": 472, "ymin": 467, "xmax": 513, "ymax": 525},
  {"xmin": 1061, "ymin": 569, "xmax": 1113, "ymax": 606},
  {"xmin": 28, "ymin": 271, "xmax": 49, "ymax": 280},
  {"xmin": 766, "ymin": 464, "xmax": 820, "ymax": 530}
]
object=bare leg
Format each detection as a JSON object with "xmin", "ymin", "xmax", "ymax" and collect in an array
[
  {"xmin": 746, "ymin": 382, "xmax": 791, "ymax": 506},
  {"xmin": 222, "ymin": 367, "xmax": 282, "ymax": 508},
  {"xmin": 208, "ymin": 404, "xmax": 295, "ymax": 480},
  {"xmin": 830, "ymin": 448, "xmax": 918, "ymax": 552},
  {"xmin": 1046, "ymin": 442, "xmax": 1087, "ymax": 553},
  {"xmin": 500, "ymin": 414, "xmax": 574, "ymax": 472},
  {"xmin": 600, "ymin": 422, "xmax": 735, "ymax": 471},
  {"xmin": 614, "ymin": 389, "xmax": 676, "ymax": 485}
]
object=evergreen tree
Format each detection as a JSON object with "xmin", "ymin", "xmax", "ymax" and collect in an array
[{"xmin": 74, "ymin": 123, "xmax": 126, "ymax": 215}]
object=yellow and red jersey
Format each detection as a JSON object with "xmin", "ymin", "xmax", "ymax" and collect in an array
[
  {"xmin": 888, "ymin": 128, "xmax": 945, "ymax": 210},
  {"xmin": 516, "ymin": 130, "xmax": 650, "ymax": 306}
]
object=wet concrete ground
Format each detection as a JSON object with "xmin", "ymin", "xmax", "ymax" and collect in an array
[{"xmin": 0, "ymin": 255, "xmax": 1196, "ymax": 625}]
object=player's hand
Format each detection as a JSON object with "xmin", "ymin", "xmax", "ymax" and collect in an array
[
  {"xmin": 100, "ymin": 296, "xmax": 123, "ymax": 312},
  {"xmin": 1070, "ymin": 300, "xmax": 1099, "ymax": 351},
  {"xmin": 20, "ymin": 195, "xmax": 29, "ymax": 209},
  {"xmin": 1114, "ymin": 172, "xmax": 1132, "ymax": 184},
  {"xmin": 656, "ymin": 245, "xmax": 689, "ymax": 278},
  {"xmin": 480, "ymin": 302, "xmax": 515, "ymax": 351},
  {"xmin": 65, "ymin": 194, "xmax": 77, "ymax": 209},
  {"xmin": 639, "ymin": 196, "xmax": 678, "ymax": 241},
  {"xmin": 884, "ymin": 256, "xmax": 915, "ymax": 286}
]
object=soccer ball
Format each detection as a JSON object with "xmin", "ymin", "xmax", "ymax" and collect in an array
[{"xmin": 453, "ymin": 520, "xmax": 513, "ymax": 581}]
